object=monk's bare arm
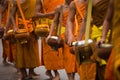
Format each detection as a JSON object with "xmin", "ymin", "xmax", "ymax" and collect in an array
[
  {"xmin": 4, "ymin": 0, "xmax": 17, "ymax": 33},
  {"xmin": 66, "ymin": 1, "xmax": 76, "ymax": 45},
  {"xmin": 78, "ymin": 15, "xmax": 86, "ymax": 40},
  {"xmin": 48, "ymin": 6, "xmax": 60, "ymax": 37},
  {"xmin": 34, "ymin": 0, "xmax": 55, "ymax": 18},
  {"xmin": 102, "ymin": 0, "xmax": 113, "ymax": 41},
  {"xmin": 46, "ymin": 6, "xmax": 60, "ymax": 42}
]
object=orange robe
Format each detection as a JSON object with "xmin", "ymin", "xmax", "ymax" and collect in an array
[
  {"xmin": 42, "ymin": 39, "xmax": 64, "ymax": 70},
  {"xmin": 105, "ymin": 0, "xmax": 120, "ymax": 79},
  {"xmin": 2, "ymin": 40, "xmax": 16, "ymax": 62},
  {"xmin": 15, "ymin": 0, "xmax": 40, "ymax": 68},
  {"xmin": 91, "ymin": 0, "xmax": 110, "ymax": 80},
  {"xmin": 105, "ymin": 51, "xmax": 115, "ymax": 80},
  {"xmin": 74, "ymin": 2, "xmax": 96, "ymax": 80},
  {"xmin": 1, "ymin": 7, "xmax": 16, "ymax": 63},
  {"xmin": 43, "ymin": 0, "xmax": 64, "ymax": 13},
  {"xmin": 62, "ymin": 7, "xmax": 77, "ymax": 73},
  {"xmin": 42, "ymin": 0, "xmax": 64, "ymax": 70}
]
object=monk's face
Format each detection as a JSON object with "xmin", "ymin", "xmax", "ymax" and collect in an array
[{"xmin": 65, "ymin": 0, "xmax": 73, "ymax": 5}]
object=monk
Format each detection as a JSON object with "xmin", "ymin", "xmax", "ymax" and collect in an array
[
  {"xmin": 0, "ymin": 0, "xmax": 9, "ymax": 64},
  {"xmin": 39, "ymin": 0, "xmax": 65, "ymax": 80},
  {"xmin": 33, "ymin": 0, "xmax": 65, "ymax": 79},
  {"xmin": 46, "ymin": 0, "xmax": 75, "ymax": 80},
  {"xmin": 97, "ymin": 0, "xmax": 120, "ymax": 79},
  {"xmin": 3, "ymin": 0, "xmax": 42, "ymax": 79},
  {"xmin": 66, "ymin": 0, "xmax": 95, "ymax": 80},
  {"xmin": 0, "ymin": 0, "xmax": 16, "ymax": 65},
  {"xmin": 66, "ymin": 0, "xmax": 110, "ymax": 80}
]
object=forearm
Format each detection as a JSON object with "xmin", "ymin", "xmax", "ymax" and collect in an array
[
  {"xmin": 102, "ymin": 0, "xmax": 113, "ymax": 40},
  {"xmin": 49, "ymin": 19, "xmax": 59, "ymax": 36},
  {"xmin": 34, "ymin": 11, "xmax": 55, "ymax": 18},
  {"xmin": 102, "ymin": 20, "xmax": 110, "ymax": 40},
  {"xmin": 78, "ymin": 19, "xmax": 86, "ymax": 40},
  {"xmin": 5, "ymin": 2, "xmax": 16, "ymax": 33},
  {"xmin": 67, "ymin": 20, "xmax": 74, "ymax": 36}
]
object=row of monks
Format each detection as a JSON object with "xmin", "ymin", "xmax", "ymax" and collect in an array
[{"xmin": 0, "ymin": 0, "xmax": 119, "ymax": 80}]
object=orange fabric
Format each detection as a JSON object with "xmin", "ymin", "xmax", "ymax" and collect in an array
[
  {"xmin": 63, "ymin": 2, "xmax": 87, "ymax": 74},
  {"xmin": 43, "ymin": 0, "xmax": 64, "ymax": 13},
  {"xmin": 78, "ymin": 63, "xmax": 96, "ymax": 80},
  {"xmin": 62, "ymin": 10, "xmax": 69, "ymax": 27},
  {"xmin": 2, "ymin": 40, "xmax": 11, "ymax": 61},
  {"xmin": 63, "ymin": 42, "xmax": 77, "ymax": 73},
  {"xmin": 74, "ymin": 2, "xmax": 86, "ymax": 39},
  {"xmin": 2, "ymin": 11, "xmax": 7, "ymax": 25},
  {"xmin": 2, "ymin": 40, "xmax": 16, "ymax": 62},
  {"xmin": 74, "ymin": 2, "xmax": 97, "ymax": 80},
  {"xmin": 41, "ymin": 0, "xmax": 64, "ymax": 70},
  {"xmin": 105, "ymin": 50, "xmax": 115, "ymax": 80},
  {"xmin": 1, "ymin": 3, "xmax": 16, "ymax": 63},
  {"xmin": 15, "ymin": 34, "xmax": 40, "ymax": 68},
  {"xmin": 42, "ymin": 39, "xmax": 64, "ymax": 70}
]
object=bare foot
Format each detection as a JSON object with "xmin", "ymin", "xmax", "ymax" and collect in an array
[
  {"xmin": 52, "ymin": 73, "xmax": 60, "ymax": 80},
  {"xmin": 45, "ymin": 70, "xmax": 53, "ymax": 79},
  {"xmin": 67, "ymin": 73, "xmax": 74, "ymax": 80},
  {"xmin": 18, "ymin": 73, "xmax": 29, "ymax": 80},
  {"xmin": 2, "ymin": 60, "xmax": 9, "ymax": 65},
  {"xmin": 29, "ymin": 72, "xmax": 40, "ymax": 79},
  {"xmin": 17, "ymin": 69, "xmax": 21, "ymax": 75}
]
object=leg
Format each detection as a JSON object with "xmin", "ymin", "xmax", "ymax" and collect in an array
[
  {"xmin": 52, "ymin": 70, "xmax": 60, "ymax": 80},
  {"xmin": 29, "ymin": 68, "xmax": 40, "ymax": 79},
  {"xmin": 2, "ymin": 52, "xmax": 9, "ymax": 65},
  {"xmin": 18, "ymin": 68, "xmax": 28, "ymax": 80},
  {"xmin": 67, "ymin": 73, "xmax": 75, "ymax": 80},
  {"xmin": 46, "ymin": 70, "xmax": 53, "ymax": 79}
]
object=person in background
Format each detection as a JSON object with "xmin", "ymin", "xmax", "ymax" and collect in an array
[
  {"xmin": 66, "ymin": 0, "xmax": 110, "ymax": 80},
  {"xmin": 45, "ymin": 0, "xmax": 78, "ymax": 79},
  {"xmin": 0, "ymin": 0, "xmax": 16, "ymax": 65},
  {"xmin": 3, "ymin": 0, "xmax": 42, "ymax": 79},
  {"xmin": 97, "ymin": 0, "xmax": 120, "ymax": 79}
]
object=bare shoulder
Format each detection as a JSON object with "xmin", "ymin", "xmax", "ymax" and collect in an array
[
  {"xmin": 69, "ymin": 1, "xmax": 76, "ymax": 10},
  {"xmin": 54, "ymin": 4, "xmax": 63, "ymax": 13}
]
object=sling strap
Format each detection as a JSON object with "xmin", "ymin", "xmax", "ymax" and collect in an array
[
  {"xmin": 74, "ymin": 0, "xmax": 84, "ymax": 19},
  {"xmin": 85, "ymin": 0, "xmax": 92, "ymax": 45},
  {"xmin": 16, "ymin": 0, "xmax": 28, "ymax": 32}
]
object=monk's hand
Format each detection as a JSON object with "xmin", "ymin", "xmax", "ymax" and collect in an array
[
  {"xmin": 14, "ymin": 27, "xmax": 18, "ymax": 33},
  {"xmin": 67, "ymin": 33, "xmax": 75, "ymax": 47},
  {"xmin": 96, "ymin": 38, "xmax": 105, "ymax": 48}
]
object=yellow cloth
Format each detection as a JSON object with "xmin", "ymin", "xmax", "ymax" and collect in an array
[
  {"xmin": 91, "ymin": 25, "xmax": 111, "ymax": 42},
  {"xmin": 91, "ymin": 25, "xmax": 111, "ymax": 65}
]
